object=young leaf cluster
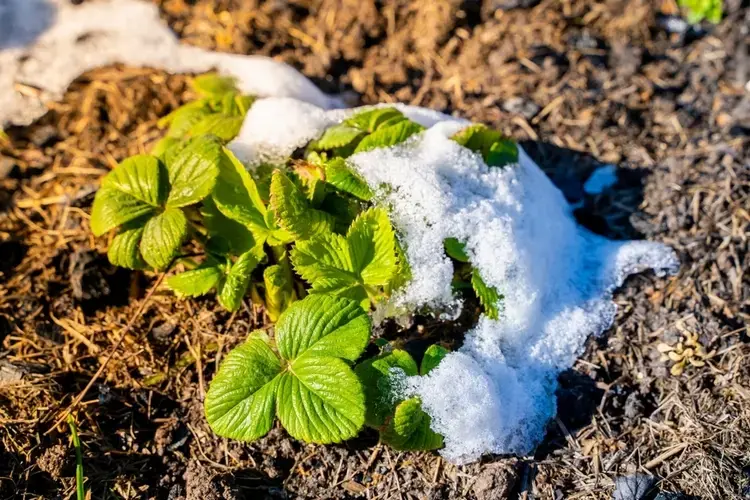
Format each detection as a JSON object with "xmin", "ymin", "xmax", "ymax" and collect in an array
[
  {"xmin": 451, "ymin": 124, "xmax": 518, "ymax": 168},
  {"xmin": 677, "ymin": 0, "xmax": 722, "ymax": 23},
  {"xmin": 444, "ymin": 237, "xmax": 503, "ymax": 319},
  {"xmin": 355, "ymin": 343, "xmax": 449, "ymax": 450},
  {"xmin": 205, "ymin": 292, "xmax": 452, "ymax": 449},
  {"xmin": 91, "ymin": 136, "xmax": 222, "ymax": 270},
  {"xmin": 90, "ymin": 94, "xmax": 523, "ymax": 452},
  {"xmin": 205, "ymin": 295, "xmax": 372, "ymax": 443},
  {"xmin": 157, "ymin": 74, "xmax": 254, "ymax": 145},
  {"xmin": 310, "ymin": 107, "xmax": 425, "ymax": 157}
]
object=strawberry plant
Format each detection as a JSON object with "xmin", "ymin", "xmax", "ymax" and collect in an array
[
  {"xmin": 157, "ymin": 73, "xmax": 254, "ymax": 145},
  {"xmin": 205, "ymin": 294, "xmax": 370, "ymax": 443},
  {"xmin": 89, "ymin": 77, "xmax": 520, "ymax": 451},
  {"xmin": 677, "ymin": 0, "xmax": 722, "ymax": 24}
]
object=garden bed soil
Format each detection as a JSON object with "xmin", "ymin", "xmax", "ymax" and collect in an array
[{"xmin": 1, "ymin": 0, "xmax": 750, "ymax": 498}]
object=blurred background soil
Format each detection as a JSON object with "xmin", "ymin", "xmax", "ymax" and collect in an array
[{"xmin": 1, "ymin": 0, "xmax": 750, "ymax": 498}]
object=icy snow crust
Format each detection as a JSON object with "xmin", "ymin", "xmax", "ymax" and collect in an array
[
  {"xmin": 230, "ymin": 98, "xmax": 679, "ymax": 463},
  {"xmin": 0, "ymin": 0, "xmax": 340, "ymax": 127},
  {"xmin": 2, "ymin": 0, "xmax": 678, "ymax": 464}
]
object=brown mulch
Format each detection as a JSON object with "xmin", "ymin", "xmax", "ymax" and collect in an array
[{"xmin": 2, "ymin": 0, "xmax": 750, "ymax": 498}]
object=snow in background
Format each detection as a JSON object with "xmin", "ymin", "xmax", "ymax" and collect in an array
[
  {"xmin": 229, "ymin": 98, "xmax": 679, "ymax": 463},
  {"xmin": 1, "ymin": 0, "xmax": 679, "ymax": 465},
  {"xmin": 0, "ymin": 0, "xmax": 340, "ymax": 128}
]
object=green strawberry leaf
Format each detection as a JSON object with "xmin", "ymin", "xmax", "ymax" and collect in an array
[
  {"xmin": 217, "ymin": 248, "xmax": 263, "ymax": 312},
  {"xmin": 451, "ymin": 124, "xmax": 500, "ymax": 154},
  {"xmin": 151, "ymin": 136, "xmax": 180, "ymax": 160},
  {"xmin": 355, "ymin": 349, "xmax": 418, "ymax": 427},
  {"xmin": 486, "ymin": 139, "xmax": 518, "ymax": 167},
  {"xmin": 471, "ymin": 268, "xmax": 502, "ymax": 320},
  {"xmin": 381, "ymin": 398, "xmax": 443, "ymax": 451},
  {"xmin": 354, "ymin": 120, "xmax": 425, "ymax": 154},
  {"xmin": 102, "ymin": 155, "xmax": 165, "ymax": 206},
  {"xmin": 205, "ymin": 294, "xmax": 370, "ymax": 444},
  {"xmin": 319, "ymin": 193, "xmax": 360, "ymax": 235},
  {"xmin": 386, "ymin": 238, "xmax": 412, "ymax": 295},
  {"xmin": 679, "ymin": 0, "xmax": 722, "ymax": 23},
  {"xmin": 452, "ymin": 124, "xmax": 517, "ymax": 167},
  {"xmin": 90, "ymin": 187, "xmax": 155, "ymax": 237},
  {"xmin": 165, "ymin": 135, "xmax": 221, "ymax": 208},
  {"xmin": 212, "ymin": 147, "xmax": 269, "ymax": 232},
  {"xmin": 263, "ymin": 263, "xmax": 296, "ymax": 322},
  {"xmin": 323, "ymin": 158, "xmax": 373, "ymax": 201},
  {"xmin": 312, "ymin": 124, "xmax": 365, "ymax": 151},
  {"xmin": 159, "ymin": 99, "xmax": 212, "ymax": 138},
  {"xmin": 277, "ymin": 355, "xmax": 365, "ymax": 443},
  {"xmin": 291, "ymin": 207, "xmax": 398, "ymax": 304},
  {"xmin": 204, "ymin": 338, "xmax": 282, "ymax": 441},
  {"xmin": 291, "ymin": 233, "xmax": 360, "ymax": 295},
  {"xmin": 201, "ymin": 197, "xmax": 256, "ymax": 255},
  {"xmin": 107, "ymin": 224, "xmax": 146, "ymax": 269},
  {"xmin": 348, "ymin": 208, "xmax": 397, "ymax": 286},
  {"xmin": 292, "ymin": 161, "xmax": 327, "ymax": 204},
  {"xmin": 443, "ymin": 237, "xmax": 470, "ymax": 263},
  {"xmin": 345, "ymin": 108, "xmax": 405, "ymax": 133},
  {"xmin": 270, "ymin": 170, "xmax": 334, "ymax": 240},
  {"xmin": 188, "ymin": 114, "xmax": 244, "ymax": 142},
  {"xmin": 420, "ymin": 344, "xmax": 449, "ymax": 375},
  {"xmin": 220, "ymin": 91, "xmax": 239, "ymax": 115},
  {"xmin": 167, "ymin": 259, "xmax": 224, "ymax": 298},
  {"xmin": 234, "ymin": 95, "xmax": 256, "ymax": 115},
  {"xmin": 275, "ymin": 294, "xmax": 370, "ymax": 362},
  {"xmin": 191, "ymin": 73, "xmax": 238, "ymax": 97},
  {"xmin": 162, "ymin": 138, "xmax": 190, "ymax": 168},
  {"xmin": 139, "ymin": 207, "xmax": 188, "ymax": 270}
]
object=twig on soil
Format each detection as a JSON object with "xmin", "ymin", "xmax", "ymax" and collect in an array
[
  {"xmin": 44, "ymin": 272, "xmax": 167, "ymax": 435},
  {"xmin": 385, "ymin": 449, "xmax": 403, "ymax": 500},
  {"xmin": 184, "ymin": 331, "xmax": 205, "ymax": 397},
  {"xmin": 643, "ymin": 442, "xmax": 689, "ymax": 469}
]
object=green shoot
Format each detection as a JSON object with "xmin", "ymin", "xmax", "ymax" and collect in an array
[{"xmin": 67, "ymin": 415, "xmax": 85, "ymax": 500}]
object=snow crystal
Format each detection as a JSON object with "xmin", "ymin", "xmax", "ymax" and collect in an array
[
  {"xmin": 0, "ymin": 0, "xmax": 340, "ymax": 128},
  {"xmin": 230, "ymin": 98, "xmax": 678, "ymax": 463},
  {"xmin": 583, "ymin": 164, "xmax": 619, "ymax": 195}
]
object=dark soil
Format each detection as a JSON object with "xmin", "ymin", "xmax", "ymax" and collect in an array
[{"xmin": 2, "ymin": 0, "xmax": 750, "ymax": 498}]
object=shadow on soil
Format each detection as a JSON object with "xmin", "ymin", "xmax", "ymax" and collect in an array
[{"xmin": 521, "ymin": 140, "xmax": 650, "ymax": 241}]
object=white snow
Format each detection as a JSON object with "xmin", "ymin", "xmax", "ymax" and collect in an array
[
  {"xmin": 228, "ymin": 100, "xmax": 467, "ymax": 166},
  {"xmin": 1, "ymin": 0, "xmax": 678, "ymax": 465},
  {"xmin": 583, "ymin": 164, "xmax": 619, "ymax": 195},
  {"xmin": 229, "ymin": 98, "xmax": 678, "ymax": 463},
  {"xmin": 0, "ymin": 0, "xmax": 340, "ymax": 128}
]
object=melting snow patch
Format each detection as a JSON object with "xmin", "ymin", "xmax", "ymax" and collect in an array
[
  {"xmin": 0, "ymin": 0, "xmax": 340, "ymax": 127},
  {"xmin": 231, "ymin": 98, "xmax": 679, "ymax": 463},
  {"xmin": 584, "ymin": 164, "xmax": 619, "ymax": 195}
]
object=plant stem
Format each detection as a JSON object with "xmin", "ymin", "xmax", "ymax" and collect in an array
[{"xmin": 67, "ymin": 414, "xmax": 85, "ymax": 500}]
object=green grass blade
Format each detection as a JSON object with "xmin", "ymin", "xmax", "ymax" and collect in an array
[{"xmin": 67, "ymin": 414, "xmax": 85, "ymax": 500}]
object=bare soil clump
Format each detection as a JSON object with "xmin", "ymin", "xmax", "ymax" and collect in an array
[{"xmin": 2, "ymin": 0, "xmax": 750, "ymax": 498}]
